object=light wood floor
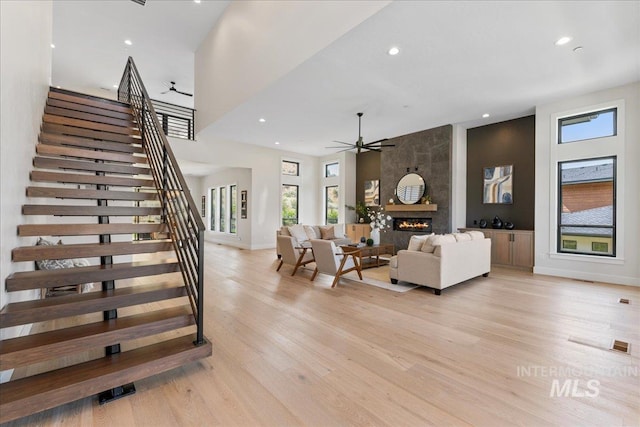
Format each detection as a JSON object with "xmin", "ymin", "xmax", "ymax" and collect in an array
[{"xmin": 5, "ymin": 242, "xmax": 640, "ymax": 426}]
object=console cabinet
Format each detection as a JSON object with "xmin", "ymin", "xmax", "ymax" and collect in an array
[
  {"xmin": 346, "ymin": 223, "xmax": 371, "ymax": 243},
  {"xmin": 460, "ymin": 228, "xmax": 534, "ymax": 270}
]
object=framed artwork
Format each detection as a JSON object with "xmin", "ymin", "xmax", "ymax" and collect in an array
[
  {"xmin": 364, "ymin": 180, "xmax": 380, "ymax": 206},
  {"xmin": 483, "ymin": 165, "xmax": 513, "ymax": 204},
  {"xmin": 201, "ymin": 195, "xmax": 206, "ymax": 217}
]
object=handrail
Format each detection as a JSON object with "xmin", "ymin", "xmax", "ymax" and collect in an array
[{"xmin": 118, "ymin": 57, "xmax": 206, "ymax": 345}]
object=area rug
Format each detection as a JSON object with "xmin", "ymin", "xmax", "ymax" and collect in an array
[{"xmin": 344, "ymin": 266, "xmax": 419, "ymax": 293}]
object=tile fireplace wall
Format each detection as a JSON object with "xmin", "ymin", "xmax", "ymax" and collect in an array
[{"xmin": 380, "ymin": 124, "xmax": 453, "ymax": 250}]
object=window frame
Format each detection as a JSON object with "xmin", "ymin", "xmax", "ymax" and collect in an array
[
  {"xmin": 281, "ymin": 184, "xmax": 299, "ymax": 226},
  {"xmin": 209, "ymin": 184, "xmax": 237, "ymax": 235},
  {"xmin": 557, "ymin": 107, "xmax": 617, "ymax": 145},
  {"xmin": 325, "ymin": 162, "xmax": 339, "ymax": 178},
  {"xmin": 325, "ymin": 185, "xmax": 339, "ymax": 225},
  {"xmin": 556, "ymin": 156, "xmax": 616, "ymax": 257},
  {"xmin": 281, "ymin": 160, "xmax": 300, "ymax": 176}
]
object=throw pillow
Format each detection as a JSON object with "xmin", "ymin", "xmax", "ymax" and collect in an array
[
  {"xmin": 407, "ymin": 234, "xmax": 431, "ymax": 251},
  {"xmin": 319, "ymin": 225, "xmax": 335, "ymax": 240},
  {"xmin": 421, "ymin": 234, "xmax": 456, "ymax": 253},
  {"xmin": 452, "ymin": 232, "xmax": 472, "ymax": 242},
  {"xmin": 465, "ymin": 230, "xmax": 486, "ymax": 240},
  {"xmin": 304, "ymin": 225, "xmax": 318, "ymax": 240},
  {"xmin": 287, "ymin": 224, "xmax": 309, "ymax": 243},
  {"xmin": 35, "ymin": 237, "xmax": 74, "ymax": 270}
]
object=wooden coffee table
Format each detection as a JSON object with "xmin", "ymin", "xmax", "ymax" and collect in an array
[{"xmin": 341, "ymin": 243, "xmax": 395, "ymax": 269}]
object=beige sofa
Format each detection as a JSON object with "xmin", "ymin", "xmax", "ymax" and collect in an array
[
  {"xmin": 276, "ymin": 223, "xmax": 352, "ymax": 258},
  {"xmin": 389, "ymin": 231, "xmax": 491, "ymax": 294}
]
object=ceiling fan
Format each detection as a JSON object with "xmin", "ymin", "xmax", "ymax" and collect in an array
[
  {"xmin": 327, "ymin": 112, "xmax": 394, "ymax": 153},
  {"xmin": 161, "ymin": 81, "xmax": 193, "ymax": 97}
]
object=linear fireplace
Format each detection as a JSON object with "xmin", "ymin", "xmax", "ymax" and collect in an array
[{"xmin": 393, "ymin": 217, "xmax": 433, "ymax": 232}]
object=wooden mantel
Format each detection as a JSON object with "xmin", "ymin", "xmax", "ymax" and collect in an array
[{"xmin": 385, "ymin": 204, "xmax": 437, "ymax": 212}]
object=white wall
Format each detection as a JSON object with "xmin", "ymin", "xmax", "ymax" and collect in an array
[
  {"xmin": 0, "ymin": 1, "xmax": 52, "ymax": 311},
  {"xmin": 534, "ymin": 82, "xmax": 639, "ymax": 286},
  {"xmin": 194, "ymin": 0, "xmax": 390, "ymax": 131},
  {"xmin": 452, "ymin": 124, "xmax": 467, "ymax": 231},
  {"xmin": 170, "ymin": 138, "xmax": 319, "ymax": 250},
  {"xmin": 201, "ymin": 168, "xmax": 252, "ymax": 248},
  {"xmin": 0, "ymin": 0, "xmax": 52, "ymax": 382}
]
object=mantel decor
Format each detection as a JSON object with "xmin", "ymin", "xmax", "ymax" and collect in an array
[{"xmin": 385, "ymin": 204, "xmax": 437, "ymax": 212}]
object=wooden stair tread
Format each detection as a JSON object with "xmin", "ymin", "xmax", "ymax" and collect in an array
[
  {"xmin": 0, "ymin": 334, "xmax": 211, "ymax": 424},
  {"xmin": 46, "ymin": 98, "xmax": 134, "ymax": 121},
  {"xmin": 22, "ymin": 204, "xmax": 161, "ymax": 217},
  {"xmin": 36, "ymin": 144, "xmax": 146, "ymax": 164},
  {"xmin": 48, "ymin": 89, "xmax": 132, "ymax": 114},
  {"xmin": 45, "ymin": 105, "xmax": 134, "ymax": 128},
  {"xmin": 39, "ymin": 132, "xmax": 143, "ymax": 154},
  {"xmin": 0, "ymin": 306, "xmax": 194, "ymax": 371},
  {"xmin": 18, "ymin": 223, "xmax": 167, "ymax": 237},
  {"xmin": 33, "ymin": 156, "xmax": 150, "ymax": 175},
  {"xmin": 31, "ymin": 171, "xmax": 154, "ymax": 187},
  {"xmin": 1, "ymin": 281, "xmax": 186, "ymax": 328},
  {"xmin": 26, "ymin": 187, "xmax": 158, "ymax": 201},
  {"xmin": 12, "ymin": 240, "xmax": 173, "ymax": 262},
  {"xmin": 43, "ymin": 123, "xmax": 141, "ymax": 145},
  {"xmin": 43, "ymin": 114, "xmax": 139, "ymax": 136}
]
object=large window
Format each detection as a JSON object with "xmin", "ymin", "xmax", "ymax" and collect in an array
[
  {"xmin": 219, "ymin": 187, "xmax": 227, "ymax": 233},
  {"xmin": 325, "ymin": 185, "xmax": 339, "ymax": 224},
  {"xmin": 282, "ymin": 184, "xmax": 299, "ymax": 226},
  {"xmin": 558, "ymin": 108, "xmax": 617, "ymax": 144},
  {"xmin": 558, "ymin": 157, "xmax": 615, "ymax": 256},
  {"xmin": 209, "ymin": 188, "xmax": 216, "ymax": 231},
  {"xmin": 209, "ymin": 184, "xmax": 237, "ymax": 235}
]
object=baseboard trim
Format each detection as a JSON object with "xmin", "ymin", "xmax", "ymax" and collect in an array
[{"xmin": 533, "ymin": 266, "xmax": 639, "ymax": 286}]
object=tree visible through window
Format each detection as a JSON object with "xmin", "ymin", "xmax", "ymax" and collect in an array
[
  {"xmin": 282, "ymin": 184, "xmax": 299, "ymax": 226},
  {"xmin": 325, "ymin": 185, "xmax": 339, "ymax": 224},
  {"xmin": 558, "ymin": 157, "xmax": 615, "ymax": 256}
]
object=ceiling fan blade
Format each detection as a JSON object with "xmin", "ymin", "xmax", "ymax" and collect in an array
[
  {"xmin": 326, "ymin": 145, "xmax": 356, "ymax": 149},
  {"xmin": 160, "ymin": 89, "xmax": 171, "ymax": 94},
  {"xmin": 364, "ymin": 138, "xmax": 389, "ymax": 146},
  {"xmin": 365, "ymin": 147, "xmax": 382, "ymax": 152},
  {"xmin": 175, "ymin": 90, "xmax": 193, "ymax": 97},
  {"xmin": 331, "ymin": 140, "xmax": 355, "ymax": 146}
]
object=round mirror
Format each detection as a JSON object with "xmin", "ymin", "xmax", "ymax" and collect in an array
[{"xmin": 396, "ymin": 173, "xmax": 425, "ymax": 204}]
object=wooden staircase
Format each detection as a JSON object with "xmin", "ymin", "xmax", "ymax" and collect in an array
[{"xmin": 0, "ymin": 88, "xmax": 211, "ymax": 423}]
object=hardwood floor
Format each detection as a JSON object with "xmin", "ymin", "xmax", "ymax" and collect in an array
[{"xmin": 4, "ymin": 242, "xmax": 639, "ymax": 426}]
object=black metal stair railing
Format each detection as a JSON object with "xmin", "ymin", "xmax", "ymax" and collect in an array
[{"xmin": 118, "ymin": 57, "xmax": 205, "ymax": 345}]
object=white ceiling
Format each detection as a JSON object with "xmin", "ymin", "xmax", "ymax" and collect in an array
[{"xmin": 53, "ymin": 1, "xmax": 640, "ymax": 159}]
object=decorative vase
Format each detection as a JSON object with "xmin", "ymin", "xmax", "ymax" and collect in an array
[
  {"xmin": 479, "ymin": 219, "xmax": 488, "ymax": 229},
  {"xmin": 370, "ymin": 227, "xmax": 380, "ymax": 245},
  {"xmin": 504, "ymin": 221, "xmax": 515, "ymax": 230},
  {"xmin": 492, "ymin": 216, "xmax": 503, "ymax": 229},
  {"xmin": 366, "ymin": 238, "xmax": 374, "ymax": 246},
  {"xmin": 360, "ymin": 236, "xmax": 366, "ymax": 244},
  {"xmin": 359, "ymin": 217, "xmax": 364, "ymax": 223}
]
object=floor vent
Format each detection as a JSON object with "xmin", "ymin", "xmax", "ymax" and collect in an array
[
  {"xmin": 611, "ymin": 340, "xmax": 630, "ymax": 354},
  {"xmin": 618, "ymin": 298, "xmax": 630, "ymax": 304}
]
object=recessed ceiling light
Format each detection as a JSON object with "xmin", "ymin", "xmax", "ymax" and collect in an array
[
  {"xmin": 482, "ymin": 113, "xmax": 490, "ymax": 118},
  {"xmin": 555, "ymin": 36, "xmax": 572, "ymax": 46},
  {"xmin": 124, "ymin": 39, "xmax": 133, "ymax": 46},
  {"xmin": 50, "ymin": 43, "xmax": 56, "ymax": 49},
  {"xmin": 56, "ymin": 86, "xmax": 61, "ymax": 89},
  {"xmin": 573, "ymin": 46, "xmax": 583, "ymax": 52},
  {"xmin": 275, "ymin": 141, "xmax": 280, "ymax": 145},
  {"xmin": 259, "ymin": 118, "xmax": 266, "ymax": 123},
  {"xmin": 388, "ymin": 46, "xmax": 400, "ymax": 56},
  {"xmin": 113, "ymin": 84, "xmax": 118, "ymax": 88},
  {"xmin": 194, "ymin": 0, "xmax": 201, "ymax": 3}
]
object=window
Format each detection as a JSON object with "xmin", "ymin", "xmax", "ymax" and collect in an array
[
  {"xmin": 325, "ymin": 162, "xmax": 339, "ymax": 177},
  {"xmin": 219, "ymin": 187, "xmax": 226, "ymax": 232},
  {"xmin": 558, "ymin": 108, "xmax": 617, "ymax": 144},
  {"xmin": 558, "ymin": 157, "xmax": 615, "ymax": 256},
  {"xmin": 230, "ymin": 185, "xmax": 237, "ymax": 234},
  {"xmin": 282, "ymin": 184, "xmax": 299, "ymax": 226},
  {"xmin": 282, "ymin": 160, "xmax": 299, "ymax": 176},
  {"xmin": 210, "ymin": 188, "xmax": 216, "ymax": 231},
  {"xmin": 325, "ymin": 186, "xmax": 339, "ymax": 224}
]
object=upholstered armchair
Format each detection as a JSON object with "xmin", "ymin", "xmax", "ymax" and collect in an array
[
  {"xmin": 309, "ymin": 239, "xmax": 362, "ymax": 288},
  {"xmin": 276, "ymin": 235, "xmax": 315, "ymax": 276}
]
